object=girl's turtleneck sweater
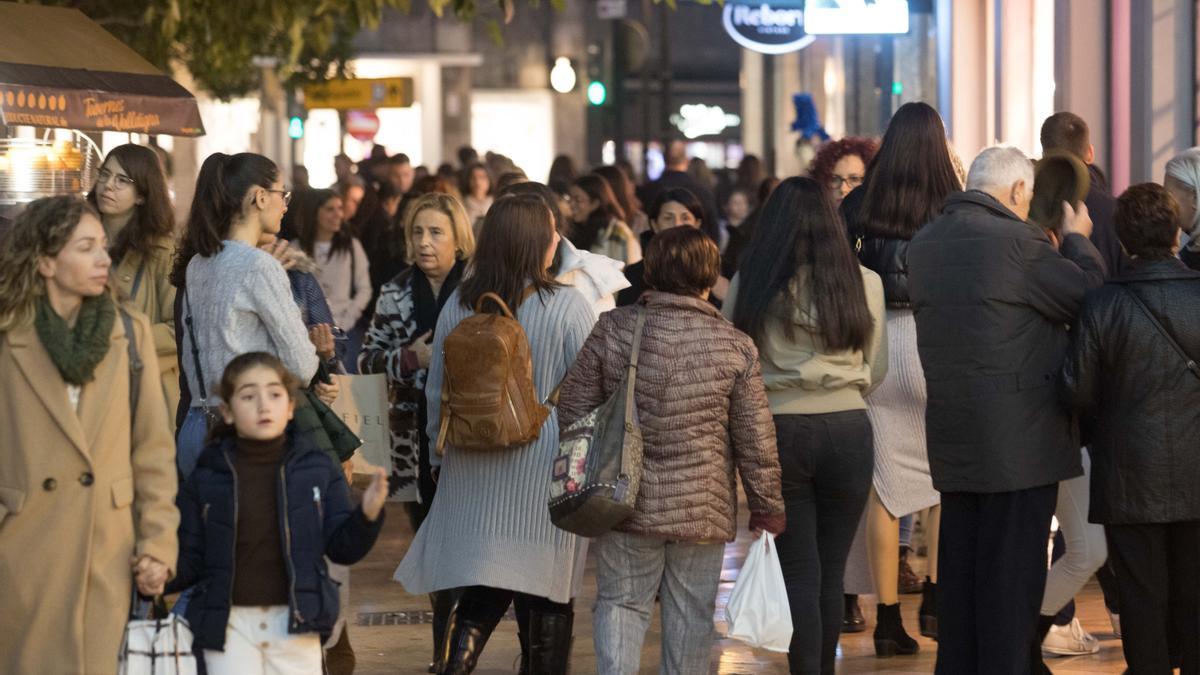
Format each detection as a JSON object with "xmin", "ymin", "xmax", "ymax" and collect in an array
[{"xmin": 231, "ymin": 434, "xmax": 290, "ymax": 607}]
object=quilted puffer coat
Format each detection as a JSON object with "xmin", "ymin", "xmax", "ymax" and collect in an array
[{"xmin": 557, "ymin": 291, "xmax": 785, "ymax": 542}]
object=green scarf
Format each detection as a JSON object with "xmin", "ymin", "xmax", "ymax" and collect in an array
[{"xmin": 34, "ymin": 295, "xmax": 116, "ymax": 385}]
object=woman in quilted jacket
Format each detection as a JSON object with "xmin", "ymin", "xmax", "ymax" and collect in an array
[{"xmin": 558, "ymin": 226, "xmax": 786, "ymax": 675}]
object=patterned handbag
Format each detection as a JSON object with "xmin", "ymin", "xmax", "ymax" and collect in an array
[{"xmin": 548, "ymin": 306, "xmax": 646, "ymax": 537}]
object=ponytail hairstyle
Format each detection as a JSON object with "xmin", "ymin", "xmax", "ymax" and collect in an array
[
  {"xmin": 0, "ymin": 196, "xmax": 101, "ymax": 333},
  {"xmin": 86, "ymin": 143, "xmax": 176, "ymax": 264},
  {"xmin": 170, "ymin": 152, "xmax": 279, "ymax": 287}
]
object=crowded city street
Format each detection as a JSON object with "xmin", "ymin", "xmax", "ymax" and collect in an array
[{"xmin": 2, "ymin": 0, "xmax": 1200, "ymax": 673}]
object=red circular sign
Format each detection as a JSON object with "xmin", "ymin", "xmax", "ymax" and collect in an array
[{"xmin": 345, "ymin": 110, "xmax": 380, "ymax": 141}]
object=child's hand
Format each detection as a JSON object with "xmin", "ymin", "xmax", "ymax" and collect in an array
[{"xmin": 362, "ymin": 467, "xmax": 388, "ymax": 522}]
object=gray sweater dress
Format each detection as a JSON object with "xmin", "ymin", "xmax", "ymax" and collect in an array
[{"xmin": 395, "ymin": 284, "xmax": 595, "ymax": 603}]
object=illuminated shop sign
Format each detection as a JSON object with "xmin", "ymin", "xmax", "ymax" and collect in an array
[
  {"xmin": 670, "ymin": 104, "xmax": 742, "ymax": 139},
  {"xmin": 804, "ymin": 0, "xmax": 911, "ymax": 35},
  {"xmin": 722, "ymin": 0, "xmax": 815, "ymax": 55}
]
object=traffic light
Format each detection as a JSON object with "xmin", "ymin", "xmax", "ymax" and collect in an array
[
  {"xmin": 587, "ymin": 81, "xmax": 608, "ymax": 106},
  {"xmin": 288, "ymin": 116, "xmax": 304, "ymax": 139}
]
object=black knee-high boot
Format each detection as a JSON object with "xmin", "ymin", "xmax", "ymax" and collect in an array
[
  {"xmin": 428, "ymin": 590, "xmax": 459, "ymax": 673},
  {"xmin": 527, "ymin": 605, "xmax": 574, "ymax": 675},
  {"xmin": 440, "ymin": 605, "xmax": 497, "ymax": 675}
]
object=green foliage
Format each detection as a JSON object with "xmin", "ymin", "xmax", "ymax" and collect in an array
[{"xmin": 18, "ymin": 0, "xmax": 529, "ymax": 99}]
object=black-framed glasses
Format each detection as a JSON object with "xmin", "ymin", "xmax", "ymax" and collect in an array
[
  {"xmin": 830, "ymin": 175, "xmax": 864, "ymax": 190},
  {"xmin": 96, "ymin": 168, "xmax": 136, "ymax": 190},
  {"xmin": 266, "ymin": 189, "xmax": 293, "ymax": 205}
]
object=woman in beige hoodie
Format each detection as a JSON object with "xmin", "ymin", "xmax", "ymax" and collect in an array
[{"xmin": 724, "ymin": 177, "xmax": 886, "ymax": 675}]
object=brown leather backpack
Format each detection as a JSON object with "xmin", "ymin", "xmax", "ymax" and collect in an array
[{"xmin": 436, "ymin": 290, "xmax": 555, "ymax": 454}]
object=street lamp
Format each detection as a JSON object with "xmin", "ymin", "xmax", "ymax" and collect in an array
[{"xmin": 550, "ymin": 57, "xmax": 577, "ymax": 94}]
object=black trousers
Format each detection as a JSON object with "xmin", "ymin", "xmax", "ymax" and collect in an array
[
  {"xmin": 1106, "ymin": 521, "xmax": 1200, "ymax": 674},
  {"xmin": 772, "ymin": 411, "xmax": 874, "ymax": 675},
  {"xmin": 935, "ymin": 484, "xmax": 1058, "ymax": 675}
]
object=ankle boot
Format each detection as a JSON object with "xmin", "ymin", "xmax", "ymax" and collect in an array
[
  {"xmin": 918, "ymin": 577, "xmax": 938, "ymax": 639},
  {"xmin": 842, "ymin": 594, "xmax": 866, "ymax": 633},
  {"xmin": 441, "ymin": 610, "xmax": 495, "ymax": 675},
  {"xmin": 874, "ymin": 603, "xmax": 920, "ymax": 657},
  {"xmin": 429, "ymin": 591, "xmax": 457, "ymax": 673},
  {"xmin": 527, "ymin": 607, "xmax": 574, "ymax": 675}
]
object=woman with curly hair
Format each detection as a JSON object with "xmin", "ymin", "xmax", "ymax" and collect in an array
[
  {"xmin": 0, "ymin": 196, "xmax": 178, "ymax": 674},
  {"xmin": 807, "ymin": 137, "xmax": 880, "ymax": 206}
]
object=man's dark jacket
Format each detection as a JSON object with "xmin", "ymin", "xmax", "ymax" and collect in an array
[
  {"xmin": 907, "ymin": 190, "xmax": 1105, "ymax": 493},
  {"xmin": 165, "ymin": 429, "xmax": 384, "ymax": 650},
  {"xmin": 1083, "ymin": 164, "xmax": 1128, "ymax": 278},
  {"xmin": 1061, "ymin": 258, "xmax": 1200, "ymax": 524}
]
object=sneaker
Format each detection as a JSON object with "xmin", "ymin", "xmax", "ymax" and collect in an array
[
  {"xmin": 1107, "ymin": 609, "xmax": 1122, "ymax": 638},
  {"xmin": 1042, "ymin": 618, "xmax": 1101, "ymax": 657}
]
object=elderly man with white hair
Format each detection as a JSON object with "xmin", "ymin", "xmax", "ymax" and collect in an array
[{"xmin": 907, "ymin": 145, "xmax": 1106, "ymax": 674}]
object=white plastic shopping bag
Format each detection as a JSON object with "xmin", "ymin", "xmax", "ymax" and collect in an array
[{"xmin": 725, "ymin": 532, "xmax": 793, "ymax": 652}]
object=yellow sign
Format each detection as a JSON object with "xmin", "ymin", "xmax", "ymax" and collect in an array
[{"xmin": 302, "ymin": 77, "xmax": 414, "ymax": 111}]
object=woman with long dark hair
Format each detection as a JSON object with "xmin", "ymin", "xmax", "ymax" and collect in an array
[
  {"xmin": 724, "ymin": 177, "xmax": 886, "ymax": 674},
  {"xmin": 568, "ymin": 174, "xmax": 641, "ymax": 267},
  {"xmin": 171, "ymin": 153, "xmax": 326, "ymax": 478},
  {"xmin": 396, "ymin": 196, "xmax": 594, "ymax": 674},
  {"xmin": 843, "ymin": 102, "xmax": 960, "ymax": 656},
  {"xmin": 291, "ymin": 188, "xmax": 372, "ymax": 371},
  {"xmin": 594, "ymin": 165, "xmax": 648, "ymax": 235},
  {"xmin": 87, "ymin": 143, "xmax": 181, "ymax": 420}
]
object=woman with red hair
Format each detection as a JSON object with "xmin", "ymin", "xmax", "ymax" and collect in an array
[{"xmin": 808, "ymin": 137, "xmax": 880, "ymax": 206}]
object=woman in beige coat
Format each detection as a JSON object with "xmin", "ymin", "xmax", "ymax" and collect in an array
[
  {"xmin": 87, "ymin": 143, "xmax": 180, "ymax": 421},
  {"xmin": 0, "ymin": 196, "xmax": 179, "ymax": 674}
]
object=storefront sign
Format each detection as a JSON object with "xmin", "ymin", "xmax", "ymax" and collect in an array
[
  {"xmin": 0, "ymin": 75, "xmax": 204, "ymax": 136},
  {"xmin": 670, "ymin": 104, "xmax": 742, "ymax": 139},
  {"xmin": 722, "ymin": 0, "xmax": 816, "ymax": 55},
  {"xmin": 303, "ymin": 77, "xmax": 414, "ymax": 111}
]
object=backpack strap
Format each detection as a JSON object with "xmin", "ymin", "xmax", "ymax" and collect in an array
[
  {"xmin": 622, "ymin": 305, "xmax": 648, "ymax": 421},
  {"xmin": 474, "ymin": 292, "xmax": 517, "ymax": 318},
  {"xmin": 119, "ymin": 308, "xmax": 143, "ymax": 423},
  {"xmin": 1124, "ymin": 287, "xmax": 1200, "ymax": 380}
]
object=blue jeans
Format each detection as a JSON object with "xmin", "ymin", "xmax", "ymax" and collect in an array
[
  {"xmin": 176, "ymin": 407, "xmax": 210, "ymax": 481},
  {"xmin": 172, "ymin": 407, "xmax": 210, "ymax": 618}
]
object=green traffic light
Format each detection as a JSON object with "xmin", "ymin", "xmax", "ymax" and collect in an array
[
  {"xmin": 288, "ymin": 116, "xmax": 304, "ymax": 139},
  {"xmin": 587, "ymin": 81, "xmax": 607, "ymax": 106},
  {"xmin": 891, "ymin": 81, "xmax": 903, "ymax": 96}
]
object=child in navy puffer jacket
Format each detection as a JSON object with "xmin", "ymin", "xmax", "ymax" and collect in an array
[{"xmin": 166, "ymin": 352, "xmax": 387, "ymax": 675}]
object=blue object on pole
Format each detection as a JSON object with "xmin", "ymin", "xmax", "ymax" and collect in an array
[
  {"xmin": 288, "ymin": 116, "xmax": 304, "ymax": 139},
  {"xmin": 790, "ymin": 93, "xmax": 829, "ymax": 141}
]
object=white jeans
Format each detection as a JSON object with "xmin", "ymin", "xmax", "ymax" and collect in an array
[
  {"xmin": 203, "ymin": 606, "xmax": 323, "ymax": 675},
  {"xmin": 1041, "ymin": 450, "xmax": 1108, "ymax": 615}
]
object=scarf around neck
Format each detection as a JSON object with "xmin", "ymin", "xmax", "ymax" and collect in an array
[
  {"xmin": 34, "ymin": 294, "xmax": 116, "ymax": 385},
  {"xmin": 412, "ymin": 260, "xmax": 465, "ymax": 337}
]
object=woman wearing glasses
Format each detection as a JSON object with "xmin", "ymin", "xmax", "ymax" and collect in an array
[
  {"xmin": 87, "ymin": 144, "xmax": 181, "ymax": 421},
  {"xmin": 170, "ymin": 152, "xmax": 329, "ymax": 479},
  {"xmin": 291, "ymin": 189, "xmax": 372, "ymax": 372},
  {"xmin": 807, "ymin": 137, "xmax": 878, "ymax": 207}
]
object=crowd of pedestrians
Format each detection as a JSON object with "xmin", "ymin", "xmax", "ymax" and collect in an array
[{"xmin": 0, "ymin": 101, "xmax": 1198, "ymax": 675}]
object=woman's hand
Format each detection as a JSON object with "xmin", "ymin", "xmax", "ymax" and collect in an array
[
  {"xmin": 361, "ymin": 467, "xmax": 388, "ymax": 522},
  {"xmin": 313, "ymin": 378, "xmax": 340, "ymax": 405},
  {"xmin": 341, "ymin": 459, "xmax": 355, "ymax": 487},
  {"xmin": 1062, "ymin": 201, "xmax": 1093, "ymax": 240},
  {"xmin": 260, "ymin": 236, "xmax": 299, "ymax": 271},
  {"xmin": 130, "ymin": 555, "xmax": 170, "ymax": 596},
  {"xmin": 409, "ymin": 330, "xmax": 433, "ymax": 370},
  {"xmin": 309, "ymin": 324, "xmax": 336, "ymax": 361}
]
